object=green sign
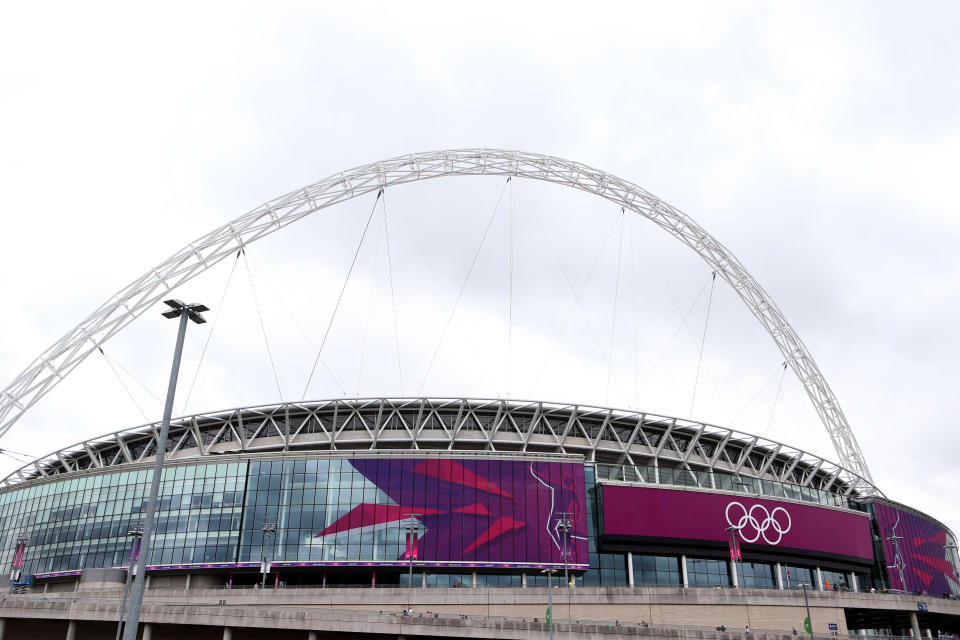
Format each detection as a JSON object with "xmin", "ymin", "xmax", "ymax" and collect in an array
[
  {"xmin": 546, "ymin": 606, "xmax": 551, "ymax": 625},
  {"xmin": 803, "ymin": 617, "xmax": 811, "ymax": 634}
]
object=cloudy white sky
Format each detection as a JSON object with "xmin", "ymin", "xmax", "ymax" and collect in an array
[{"xmin": 1, "ymin": 2, "xmax": 959, "ymax": 537}]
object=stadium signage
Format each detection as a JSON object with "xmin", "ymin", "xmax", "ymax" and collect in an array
[
  {"xmin": 725, "ymin": 501, "xmax": 792, "ymax": 545},
  {"xmin": 600, "ymin": 485, "xmax": 873, "ymax": 561}
]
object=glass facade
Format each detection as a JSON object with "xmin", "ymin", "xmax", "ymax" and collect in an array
[
  {"xmin": 780, "ymin": 564, "xmax": 814, "ymax": 589},
  {"xmin": 632, "ymin": 554, "xmax": 682, "ymax": 587},
  {"xmin": 0, "ymin": 456, "xmax": 591, "ymax": 576},
  {"xmin": 595, "ymin": 463, "xmax": 851, "ymax": 509},
  {"xmin": 0, "ymin": 462, "xmax": 245, "ymax": 575},
  {"xmin": 737, "ymin": 561, "xmax": 776, "ymax": 589},
  {"xmin": 687, "ymin": 557, "xmax": 732, "ymax": 587},
  {"xmin": 0, "ymin": 453, "xmax": 910, "ymax": 592},
  {"xmin": 821, "ymin": 569, "xmax": 851, "ymax": 591}
]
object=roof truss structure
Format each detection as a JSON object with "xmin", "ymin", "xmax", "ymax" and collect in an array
[{"xmin": 0, "ymin": 397, "xmax": 880, "ymax": 499}]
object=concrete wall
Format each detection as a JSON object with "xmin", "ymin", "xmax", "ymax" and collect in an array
[
  {"xmin": 78, "ymin": 567, "xmax": 126, "ymax": 590},
  {"xmin": 13, "ymin": 585, "xmax": 960, "ymax": 634}
]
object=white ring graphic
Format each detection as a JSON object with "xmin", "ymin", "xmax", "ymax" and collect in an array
[{"xmin": 725, "ymin": 501, "xmax": 792, "ymax": 545}]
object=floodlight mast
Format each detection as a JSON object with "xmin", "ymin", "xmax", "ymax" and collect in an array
[
  {"xmin": 122, "ymin": 300, "xmax": 206, "ymax": 640},
  {"xmin": 0, "ymin": 149, "xmax": 876, "ymax": 492}
]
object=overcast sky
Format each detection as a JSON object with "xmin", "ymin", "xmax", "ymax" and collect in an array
[{"xmin": 1, "ymin": 1, "xmax": 959, "ymax": 537}]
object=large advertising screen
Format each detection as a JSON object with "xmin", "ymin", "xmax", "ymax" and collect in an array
[
  {"xmin": 309, "ymin": 457, "xmax": 589, "ymax": 568},
  {"xmin": 874, "ymin": 501, "xmax": 960, "ymax": 595},
  {"xmin": 601, "ymin": 484, "xmax": 873, "ymax": 562}
]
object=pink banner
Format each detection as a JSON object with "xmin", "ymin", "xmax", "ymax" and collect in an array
[{"xmin": 602, "ymin": 485, "xmax": 873, "ymax": 560}]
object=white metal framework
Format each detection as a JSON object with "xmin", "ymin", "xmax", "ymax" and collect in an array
[
  {"xmin": 0, "ymin": 149, "xmax": 875, "ymax": 489},
  {"xmin": 0, "ymin": 397, "xmax": 879, "ymax": 498}
]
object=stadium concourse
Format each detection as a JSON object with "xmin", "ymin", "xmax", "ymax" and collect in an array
[{"xmin": 0, "ymin": 398, "xmax": 956, "ymax": 639}]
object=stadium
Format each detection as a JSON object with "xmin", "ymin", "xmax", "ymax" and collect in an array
[{"xmin": 0, "ymin": 151, "xmax": 958, "ymax": 640}]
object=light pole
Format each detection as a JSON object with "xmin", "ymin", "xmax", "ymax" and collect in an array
[
  {"xmin": 541, "ymin": 568, "xmax": 556, "ymax": 640},
  {"xmin": 122, "ymin": 300, "xmax": 207, "ymax": 640},
  {"xmin": 115, "ymin": 526, "xmax": 143, "ymax": 640},
  {"xmin": 403, "ymin": 516, "xmax": 420, "ymax": 590},
  {"xmin": 556, "ymin": 513, "xmax": 573, "ymax": 622},
  {"xmin": 799, "ymin": 583, "xmax": 814, "ymax": 639},
  {"xmin": 886, "ymin": 529, "xmax": 907, "ymax": 592},
  {"xmin": 945, "ymin": 543, "xmax": 959, "ymax": 583},
  {"xmin": 9, "ymin": 534, "xmax": 26, "ymax": 583},
  {"xmin": 556, "ymin": 513, "xmax": 572, "ymax": 587},
  {"xmin": 261, "ymin": 522, "xmax": 277, "ymax": 589}
]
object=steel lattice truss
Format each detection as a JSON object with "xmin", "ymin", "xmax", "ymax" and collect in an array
[
  {"xmin": 0, "ymin": 149, "xmax": 875, "ymax": 490},
  {"xmin": 0, "ymin": 397, "xmax": 879, "ymax": 497}
]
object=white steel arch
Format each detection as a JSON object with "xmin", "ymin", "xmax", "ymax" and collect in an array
[{"xmin": 0, "ymin": 149, "xmax": 876, "ymax": 489}]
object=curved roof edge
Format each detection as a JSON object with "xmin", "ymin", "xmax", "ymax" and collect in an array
[{"xmin": 0, "ymin": 397, "xmax": 882, "ymax": 498}]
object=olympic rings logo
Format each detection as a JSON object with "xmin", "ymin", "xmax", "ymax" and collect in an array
[{"xmin": 725, "ymin": 501, "xmax": 792, "ymax": 545}]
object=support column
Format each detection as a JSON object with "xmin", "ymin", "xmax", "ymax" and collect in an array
[
  {"xmin": 776, "ymin": 563, "xmax": 784, "ymax": 590},
  {"xmin": 910, "ymin": 612, "xmax": 921, "ymax": 638},
  {"xmin": 43, "ymin": 583, "xmax": 49, "ymax": 593},
  {"xmin": 307, "ymin": 632, "xmax": 318, "ymax": 640},
  {"xmin": 521, "ymin": 573, "xmax": 527, "ymax": 588},
  {"xmin": 627, "ymin": 552, "xmax": 634, "ymax": 587},
  {"xmin": 730, "ymin": 560, "xmax": 739, "ymax": 588},
  {"xmin": 815, "ymin": 567, "xmax": 824, "ymax": 591},
  {"xmin": 65, "ymin": 621, "xmax": 77, "ymax": 640},
  {"xmin": 142, "ymin": 623, "xmax": 153, "ymax": 640},
  {"xmin": 421, "ymin": 572, "xmax": 426, "ymax": 588},
  {"xmin": 223, "ymin": 627, "xmax": 233, "ymax": 640},
  {"xmin": 472, "ymin": 572, "xmax": 477, "ymax": 588},
  {"xmin": 849, "ymin": 572, "xmax": 858, "ymax": 593},
  {"xmin": 0, "ymin": 617, "xmax": 6, "ymax": 640},
  {"xmin": 184, "ymin": 573, "xmax": 191, "ymax": 590},
  {"xmin": 681, "ymin": 555, "xmax": 689, "ymax": 588}
]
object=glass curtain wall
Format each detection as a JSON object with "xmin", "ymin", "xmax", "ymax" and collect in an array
[
  {"xmin": 736, "ymin": 561, "xmax": 777, "ymax": 589},
  {"xmin": 0, "ymin": 462, "xmax": 246, "ymax": 575},
  {"xmin": 686, "ymin": 557, "xmax": 732, "ymax": 587},
  {"xmin": 632, "ymin": 554, "xmax": 682, "ymax": 587}
]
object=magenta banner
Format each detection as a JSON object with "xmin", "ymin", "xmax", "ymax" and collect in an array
[
  {"xmin": 313, "ymin": 458, "xmax": 589, "ymax": 567},
  {"xmin": 602, "ymin": 485, "xmax": 873, "ymax": 561},
  {"xmin": 874, "ymin": 501, "xmax": 960, "ymax": 595}
]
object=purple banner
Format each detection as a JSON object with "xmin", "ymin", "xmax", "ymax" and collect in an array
[
  {"xmin": 317, "ymin": 458, "xmax": 588, "ymax": 567},
  {"xmin": 602, "ymin": 485, "xmax": 873, "ymax": 561},
  {"xmin": 874, "ymin": 501, "xmax": 960, "ymax": 595}
]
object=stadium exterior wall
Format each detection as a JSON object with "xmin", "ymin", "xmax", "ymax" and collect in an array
[{"xmin": 0, "ymin": 399, "xmax": 955, "ymax": 600}]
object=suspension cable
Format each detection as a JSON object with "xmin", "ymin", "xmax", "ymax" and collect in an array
[
  {"xmin": 637, "ymin": 223, "xmax": 731, "ymax": 421},
  {"xmin": 97, "ymin": 347, "xmax": 151, "ymax": 423},
  {"xmin": 382, "ymin": 191, "xmax": 405, "ymax": 396},
  {"xmin": 722, "ymin": 284, "xmax": 742, "ymax": 416},
  {"xmin": 629, "ymin": 218, "xmax": 640, "ymax": 408},
  {"xmin": 636, "ymin": 273, "xmax": 713, "ymax": 399},
  {"xmin": 391, "ymin": 198, "xmax": 502, "ymax": 396},
  {"xmin": 731, "ymin": 360, "xmax": 789, "ymax": 425},
  {"xmin": 246, "ymin": 252, "xmax": 347, "ymax": 395},
  {"xmin": 356, "ymin": 200, "xmax": 386, "ymax": 396},
  {"xmin": 763, "ymin": 362, "xmax": 789, "ymax": 436},
  {"xmin": 242, "ymin": 249, "xmax": 283, "ymax": 402},
  {"xmin": 0, "ymin": 448, "xmax": 35, "ymax": 464},
  {"xmin": 418, "ymin": 178, "xmax": 510, "ymax": 394},
  {"xmin": 181, "ymin": 249, "xmax": 242, "ymax": 414},
  {"xmin": 508, "ymin": 175, "xmax": 514, "ymax": 397},
  {"xmin": 605, "ymin": 210, "xmax": 625, "ymax": 405},
  {"xmin": 301, "ymin": 189, "xmax": 382, "ymax": 400},
  {"xmin": 690, "ymin": 271, "xmax": 718, "ymax": 418},
  {"xmin": 519, "ymin": 182, "xmax": 631, "ymax": 403}
]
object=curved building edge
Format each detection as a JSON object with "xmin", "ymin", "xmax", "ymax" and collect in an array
[{"xmin": 0, "ymin": 398, "xmax": 954, "ymax": 607}]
